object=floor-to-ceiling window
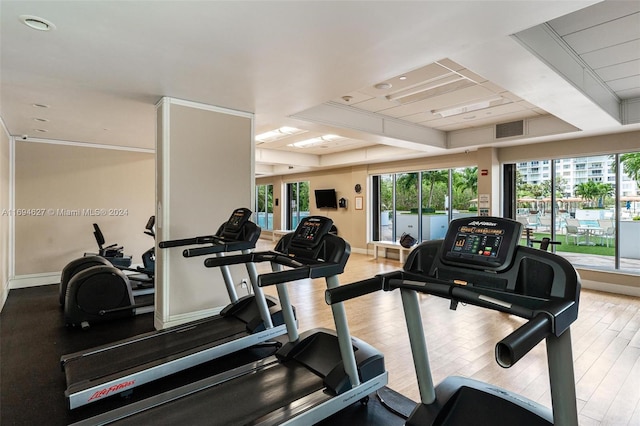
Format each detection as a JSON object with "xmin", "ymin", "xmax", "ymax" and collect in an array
[
  {"xmin": 374, "ymin": 174, "xmax": 394, "ymax": 242},
  {"xmin": 515, "ymin": 152, "xmax": 639, "ymax": 275},
  {"xmin": 452, "ymin": 166, "xmax": 478, "ymax": 219},
  {"xmin": 255, "ymin": 184, "xmax": 273, "ymax": 230},
  {"xmin": 285, "ymin": 181, "xmax": 309, "ymax": 230},
  {"xmin": 396, "ymin": 172, "xmax": 419, "ymax": 241},
  {"xmin": 421, "ymin": 169, "xmax": 449, "ymax": 240},
  {"xmin": 372, "ymin": 167, "xmax": 478, "ymax": 243}
]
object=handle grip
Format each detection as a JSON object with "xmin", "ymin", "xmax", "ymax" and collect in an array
[
  {"xmin": 258, "ymin": 267, "xmax": 311, "ymax": 286},
  {"xmin": 325, "ymin": 277, "xmax": 382, "ymax": 305},
  {"xmin": 183, "ymin": 245, "xmax": 225, "ymax": 257},
  {"xmin": 495, "ymin": 313, "xmax": 551, "ymax": 368},
  {"xmin": 204, "ymin": 253, "xmax": 253, "ymax": 267},
  {"xmin": 159, "ymin": 235, "xmax": 216, "ymax": 249}
]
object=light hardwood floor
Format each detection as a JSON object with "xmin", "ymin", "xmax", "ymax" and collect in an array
[{"xmin": 255, "ymin": 239, "xmax": 640, "ymax": 425}]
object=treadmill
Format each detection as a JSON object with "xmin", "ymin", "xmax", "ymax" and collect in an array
[
  {"xmin": 61, "ymin": 208, "xmax": 289, "ymax": 410},
  {"xmin": 326, "ymin": 216, "xmax": 580, "ymax": 426},
  {"xmin": 72, "ymin": 216, "xmax": 388, "ymax": 426}
]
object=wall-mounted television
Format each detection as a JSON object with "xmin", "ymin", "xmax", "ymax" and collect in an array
[{"xmin": 314, "ymin": 189, "xmax": 338, "ymax": 209}]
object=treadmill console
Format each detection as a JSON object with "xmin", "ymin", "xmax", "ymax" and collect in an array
[
  {"xmin": 224, "ymin": 207, "xmax": 252, "ymax": 232},
  {"xmin": 208, "ymin": 207, "xmax": 260, "ymax": 247},
  {"xmin": 441, "ymin": 217, "xmax": 522, "ymax": 272},
  {"xmin": 290, "ymin": 216, "xmax": 334, "ymax": 249},
  {"xmin": 216, "ymin": 207, "xmax": 256, "ymax": 241}
]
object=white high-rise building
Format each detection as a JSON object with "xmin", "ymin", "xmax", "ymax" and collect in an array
[{"xmin": 518, "ymin": 155, "xmax": 639, "ymax": 197}]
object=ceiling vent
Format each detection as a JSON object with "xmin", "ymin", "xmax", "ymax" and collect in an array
[{"xmin": 495, "ymin": 120, "xmax": 524, "ymax": 139}]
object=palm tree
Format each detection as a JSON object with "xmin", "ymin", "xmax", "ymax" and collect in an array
[
  {"xmin": 541, "ymin": 176, "xmax": 568, "ymax": 198},
  {"xmin": 574, "ymin": 180, "xmax": 612, "ymax": 207},
  {"xmin": 574, "ymin": 181, "xmax": 599, "ymax": 206},
  {"xmin": 454, "ymin": 167, "xmax": 478, "ymax": 195},
  {"xmin": 620, "ymin": 152, "xmax": 640, "ymax": 187},
  {"xmin": 595, "ymin": 182, "xmax": 614, "ymax": 207},
  {"xmin": 422, "ymin": 170, "xmax": 449, "ymax": 209},
  {"xmin": 395, "ymin": 173, "xmax": 419, "ymax": 211},
  {"xmin": 298, "ymin": 181, "xmax": 310, "ymax": 211}
]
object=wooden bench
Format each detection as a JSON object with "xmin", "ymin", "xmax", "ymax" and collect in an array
[{"xmin": 372, "ymin": 241, "xmax": 414, "ymax": 263}]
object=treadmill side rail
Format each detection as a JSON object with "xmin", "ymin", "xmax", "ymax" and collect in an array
[{"xmin": 65, "ymin": 324, "xmax": 287, "ymax": 409}]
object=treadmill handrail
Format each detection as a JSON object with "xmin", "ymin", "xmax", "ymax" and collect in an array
[
  {"xmin": 323, "ymin": 270, "xmax": 421, "ymax": 305},
  {"xmin": 258, "ymin": 266, "xmax": 312, "ymax": 286},
  {"xmin": 204, "ymin": 250, "xmax": 343, "ymax": 287},
  {"xmin": 387, "ymin": 277, "xmax": 538, "ymax": 318},
  {"xmin": 327, "ymin": 273, "xmax": 558, "ymax": 369},
  {"xmin": 182, "ymin": 240, "xmax": 255, "ymax": 257},
  {"xmin": 325, "ymin": 277, "xmax": 384, "ymax": 305},
  {"xmin": 158, "ymin": 234, "xmax": 220, "ymax": 249},
  {"xmin": 204, "ymin": 251, "xmax": 311, "ymax": 269},
  {"xmin": 496, "ymin": 312, "xmax": 551, "ymax": 368}
]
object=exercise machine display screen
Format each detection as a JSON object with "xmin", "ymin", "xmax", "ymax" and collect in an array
[
  {"xmin": 452, "ymin": 228, "xmax": 503, "ymax": 258},
  {"xmin": 224, "ymin": 208, "xmax": 251, "ymax": 231},
  {"xmin": 441, "ymin": 217, "xmax": 522, "ymax": 271},
  {"xmin": 291, "ymin": 216, "xmax": 333, "ymax": 248}
]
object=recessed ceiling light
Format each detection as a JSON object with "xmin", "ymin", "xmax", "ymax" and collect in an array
[
  {"xmin": 431, "ymin": 96, "xmax": 506, "ymax": 118},
  {"xmin": 399, "ymin": 76, "xmax": 407, "ymax": 80},
  {"xmin": 288, "ymin": 134, "xmax": 343, "ymax": 148},
  {"xmin": 33, "ymin": 128, "xmax": 48, "ymax": 133},
  {"xmin": 255, "ymin": 126, "xmax": 306, "ymax": 143},
  {"xmin": 32, "ymin": 103, "xmax": 50, "ymax": 108},
  {"xmin": 33, "ymin": 117, "xmax": 49, "ymax": 122},
  {"xmin": 20, "ymin": 15, "xmax": 56, "ymax": 31},
  {"xmin": 374, "ymin": 83, "xmax": 392, "ymax": 90}
]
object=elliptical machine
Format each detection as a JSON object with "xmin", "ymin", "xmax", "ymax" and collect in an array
[
  {"xmin": 119, "ymin": 215, "xmax": 156, "ymax": 286},
  {"xmin": 89, "ymin": 223, "xmax": 132, "ymax": 267},
  {"xmin": 59, "ymin": 216, "xmax": 156, "ymax": 307},
  {"xmin": 61, "ymin": 217, "xmax": 157, "ymax": 329}
]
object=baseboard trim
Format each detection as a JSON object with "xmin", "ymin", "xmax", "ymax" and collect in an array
[
  {"xmin": 581, "ymin": 279, "xmax": 640, "ymax": 297},
  {"xmin": 1, "ymin": 281, "xmax": 8, "ymax": 311},
  {"xmin": 577, "ymin": 268, "xmax": 640, "ymax": 297},
  {"xmin": 351, "ymin": 247, "xmax": 367, "ymax": 255},
  {"xmin": 10, "ymin": 272, "xmax": 61, "ymax": 289}
]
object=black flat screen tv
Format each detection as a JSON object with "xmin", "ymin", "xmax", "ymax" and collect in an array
[{"xmin": 314, "ymin": 189, "xmax": 338, "ymax": 209}]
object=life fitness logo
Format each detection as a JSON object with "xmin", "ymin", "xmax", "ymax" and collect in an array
[
  {"xmin": 88, "ymin": 380, "xmax": 135, "ymax": 401},
  {"xmin": 468, "ymin": 220, "xmax": 498, "ymax": 227}
]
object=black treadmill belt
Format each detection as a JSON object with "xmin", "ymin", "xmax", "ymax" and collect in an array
[
  {"xmin": 115, "ymin": 362, "xmax": 325, "ymax": 426},
  {"xmin": 65, "ymin": 316, "xmax": 247, "ymax": 385}
]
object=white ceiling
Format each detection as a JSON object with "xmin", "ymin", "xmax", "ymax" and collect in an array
[{"xmin": 1, "ymin": 1, "xmax": 639, "ymax": 177}]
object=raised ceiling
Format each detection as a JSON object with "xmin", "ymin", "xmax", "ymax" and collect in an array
[{"xmin": 1, "ymin": 1, "xmax": 639, "ymax": 176}]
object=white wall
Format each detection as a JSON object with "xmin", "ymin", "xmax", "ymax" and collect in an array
[
  {"xmin": 13, "ymin": 141, "xmax": 155, "ymax": 282},
  {"xmin": 0, "ymin": 119, "xmax": 11, "ymax": 310},
  {"xmin": 155, "ymin": 98, "xmax": 254, "ymax": 329}
]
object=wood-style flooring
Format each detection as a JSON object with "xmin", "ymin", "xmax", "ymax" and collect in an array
[
  {"xmin": 1, "ymin": 238, "xmax": 639, "ymax": 425},
  {"xmin": 255, "ymin": 239, "xmax": 640, "ymax": 425}
]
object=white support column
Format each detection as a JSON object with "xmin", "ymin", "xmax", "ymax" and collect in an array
[
  {"xmin": 155, "ymin": 97, "xmax": 254, "ymax": 329},
  {"xmin": 476, "ymin": 147, "xmax": 501, "ymax": 217}
]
